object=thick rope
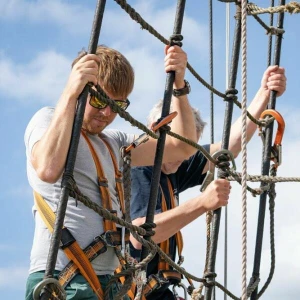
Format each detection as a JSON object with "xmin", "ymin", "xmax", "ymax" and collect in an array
[
  {"xmin": 247, "ymin": 1, "xmax": 300, "ymax": 15},
  {"xmin": 226, "ymin": 172, "xmax": 300, "ymax": 183},
  {"xmin": 241, "ymin": 0, "xmax": 248, "ymax": 298},
  {"xmin": 112, "ymin": 0, "xmax": 273, "ymax": 127},
  {"xmin": 257, "ymin": 165, "xmax": 277, "ymax": 298}
]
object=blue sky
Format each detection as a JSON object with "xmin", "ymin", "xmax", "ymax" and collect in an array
[{"xmin": 1, "ymin": 1, "xmax": 300, "ymax": 299}]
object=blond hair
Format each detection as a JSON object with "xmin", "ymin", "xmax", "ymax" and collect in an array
[{"xmin": 72, "ymin": 45, "xmax": 134, "ymax": 99}]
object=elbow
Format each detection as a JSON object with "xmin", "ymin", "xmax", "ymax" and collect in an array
[
  {"xmin": 36, "ymin": 168, "xmax": 61, "ymax": 184},
  {"xmin": 34, "ymin": 162, "xmax": 62, "ymax": 184}
]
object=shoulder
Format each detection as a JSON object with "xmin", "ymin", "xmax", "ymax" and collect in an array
[
  {"xmin": 24, "ymin": 107, "xmax": 54, "ymax": 147},
  {"xmin": 27, "ymin": 107, "xmax": 54, "ymax": 127},
  {"xmin": 102, "ymin": 129, "xmax": 135, "ymax": 146}
]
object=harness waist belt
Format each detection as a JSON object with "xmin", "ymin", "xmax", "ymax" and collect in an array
[
  {"xmin": 143, "ymin": 270, "xmax": 182, "ymax": 297},
  {"xmin": 59, "ymin": 228, "xmax": 130, "ymax": 288}
]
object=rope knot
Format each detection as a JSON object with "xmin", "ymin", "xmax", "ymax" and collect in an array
[
  {"xmin": 169, "ymin": 34, "xmax": 183, "ymax": 47},
  {"xmin": 224, "ymin": 88, "xmax": 238, "ymax": 102},
  {"xmin": 140, "ymin": 222, "xmax": 156, "ymax": 236},
  {"xmin": 266, "ymin": 26, "xmax": 285, "ymax": 36},
  {"xmin": 203, "ymin": 272, "xmax": 217, "ymax": 287}
]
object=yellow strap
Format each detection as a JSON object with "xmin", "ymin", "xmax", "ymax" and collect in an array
[
  {"xmin": 34, "ymin": 191, "xmax": 104, "ymax": 300},
  {"xmin": 81, "ymin": 130, "xmax": 116, "ymax": 232}
]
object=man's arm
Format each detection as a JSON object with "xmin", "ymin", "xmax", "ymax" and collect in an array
[
  {"xmin": 131, "ymin": 45, "xmax": 197, "ymax": 167},
  {"xmin": 30, "ymin": 54, "xmax": 100, "ymax": 183},
  {"xmin": 203, "ymin": 65, "xmax": 286, "ymax": 174},
  {"xmin": 130, "ymin": 178, "xmax": 231, "ymax": 249}
]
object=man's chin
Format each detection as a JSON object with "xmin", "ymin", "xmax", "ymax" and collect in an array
[{"xmin": 83, "ymin": 124, "xmax": 106, "ymax": 135}]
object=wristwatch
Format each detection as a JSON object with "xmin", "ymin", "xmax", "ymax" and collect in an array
[{"xmin": 172, "ymin": 80, "xmax": 191, "ymax": 97}]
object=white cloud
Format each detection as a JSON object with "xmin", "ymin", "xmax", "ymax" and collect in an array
[
  {"xmin": 0, "ymin": 50, "xmax": 70, "ymax": 104},
  {"xmin": 0, "ymin": 0, "xmax": 93, "ymax": 35},
  {"xmin": 0, "ymin": 266, "xmax": 28, "ymax": 288},
  {"xmin": 104, "ymin": 0, "xmax": 208, "ymax": 58}
]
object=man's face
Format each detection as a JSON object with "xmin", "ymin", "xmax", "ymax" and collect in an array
[{"xmin": 83, "ymin": 90, "xmax": 126, "ymax": 135}]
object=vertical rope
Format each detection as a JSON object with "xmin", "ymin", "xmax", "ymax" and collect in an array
[
  {"xmin": 240, "ymin": 0, "xmax": 248, "ymax": 299},
  {"xmin": 209, "ymin": 1, "xmax": 215, "ymax": 299},
  {"xmin": 209, "ymin": 0, "xmax": 214, "ymax": 145},
  {"xmin": 267, "ymin": 0, "xmax": 275, "ymax": 67},
  {"xmin": 224, "ymin": 3, "xmax": 230, "ymax": 300}
]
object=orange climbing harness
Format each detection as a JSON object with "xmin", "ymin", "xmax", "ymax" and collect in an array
[
  {"xmin": 34, "ymin": 130, "xmax": 130, "ymax": 299},
  {"xmin": 140, "ymin": 178, "xmax": 188, "ymax": 298}
]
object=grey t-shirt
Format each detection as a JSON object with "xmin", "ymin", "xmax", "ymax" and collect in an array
[{"xmin": 24, "ymin": 107, "xmax": 135, "ymax": 275}]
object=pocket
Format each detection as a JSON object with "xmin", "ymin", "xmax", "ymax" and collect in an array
[{"xmin": 66, "ymin": 281, "xmax": 96, "ymax": 300}]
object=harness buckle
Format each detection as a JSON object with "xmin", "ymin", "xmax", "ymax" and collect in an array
[
  {"xmin": 259, "ymin": 109, "xmax": 285, "ymax": 168},
  {"xmin": 100, "ymin": 230, "xmax": 118, "ymax": 247}
]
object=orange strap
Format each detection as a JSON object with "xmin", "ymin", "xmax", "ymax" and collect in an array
[
  {"xmin": 34, "ymin": 191, "xmax": 104, "ymax": 300},
  {"xmin": 81, "ymin": 130, "xmax": 119, "ymax": 232},
  {"xmin": 100, "ymin": 137, "xmax": 125, "ymax": 215},
  {"xmin": 158, "ymin": 178, "xmax": 184, "ymax": 270}
]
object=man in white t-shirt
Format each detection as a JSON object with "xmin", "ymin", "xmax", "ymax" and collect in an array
[{"xmin": 24, "ymin": 45, "xmax": 199, "ymax": 300}]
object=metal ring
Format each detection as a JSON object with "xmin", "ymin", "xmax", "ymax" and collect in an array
[{"xmin": 33, "ymin": 278, "xmax": 66, "ymax": 300}]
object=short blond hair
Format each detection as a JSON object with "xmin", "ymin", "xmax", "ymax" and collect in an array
[{"xmin": 72, "ymin": 45, "xmax": 135, "ymax": 99}]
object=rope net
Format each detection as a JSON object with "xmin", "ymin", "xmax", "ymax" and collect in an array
[{"xmin": 37, "ymin": 0, "xmax": 300, "ymax": 299}]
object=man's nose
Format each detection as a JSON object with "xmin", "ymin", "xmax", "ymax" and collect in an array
[{"xmin": 100, "ymin": 105, "xmax": 112, "ymax": 116}]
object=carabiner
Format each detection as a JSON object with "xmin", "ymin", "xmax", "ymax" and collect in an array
[
  {"xmin": 125, "ymin": 133, "xmax": 149, "ymax": 152},
  {"xmin": 151, "ymin": 111, "xmax": 178, "ymax": 132},
  {"xmin": 124, "ymin": 112, "xmax": 178, "ymax": 153},
  {"xmin": 260, "ymin": 109, "xmax": 285, "ymax": 168},
  {"xmin": 173, "ymin": 282, "xmax": 188, "ymax": 300}
]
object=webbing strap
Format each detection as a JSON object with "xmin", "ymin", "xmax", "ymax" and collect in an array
[
  {"xmin": 100, "ymin": 138, "xmax": 125, "ymax": 215},
  {"xmin": 33, "ymin": 191, "xmax": 104, "ymax": 300},
  {"xmin": 81, "ymin": 130, "xmax": 116, "ymax": 232},
  {"xmin": 158, "ymin": 178, "xmax": 184, "ymax": 270},
  {"xmin": 115, "ymin": 266, "xmax": 139, "ymax": 300}
]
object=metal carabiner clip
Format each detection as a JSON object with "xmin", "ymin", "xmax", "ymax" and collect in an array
[
  {"xmin": 172, "ymin": 282, "xmax": 188, "ymax": 300},
  {"xmin": 260, "ymin": 109, "xmax": 285, "ymax": 168}
]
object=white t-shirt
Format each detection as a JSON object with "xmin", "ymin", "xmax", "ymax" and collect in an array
[{"xmin": 24, "ymin": 107, "xmax": 135, "ymax": 275}]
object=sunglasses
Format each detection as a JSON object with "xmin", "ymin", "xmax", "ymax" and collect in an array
[{"xmin": 89, "ymin": 95, "xmax": 130, "ymax": 112}]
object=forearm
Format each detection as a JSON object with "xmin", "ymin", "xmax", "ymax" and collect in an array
[
  {"xmin": 228, "ymin": 87, "xmax": 269, "ymax": 157},
  {"xmin": 131, "ymin": 196, "xmax": 206, "ymax": 249},
  {"xmin": 164, "ymin": 94, "xmax": 197, "ymax": 158},
  {"xmin": 31, "ymin": 93, "xmax": 77, "ymax": 183}
]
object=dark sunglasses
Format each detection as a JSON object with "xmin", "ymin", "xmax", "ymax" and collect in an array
[{"xmin": 89, "ymin": 95, "xmax": 130, "ymax": 112}]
